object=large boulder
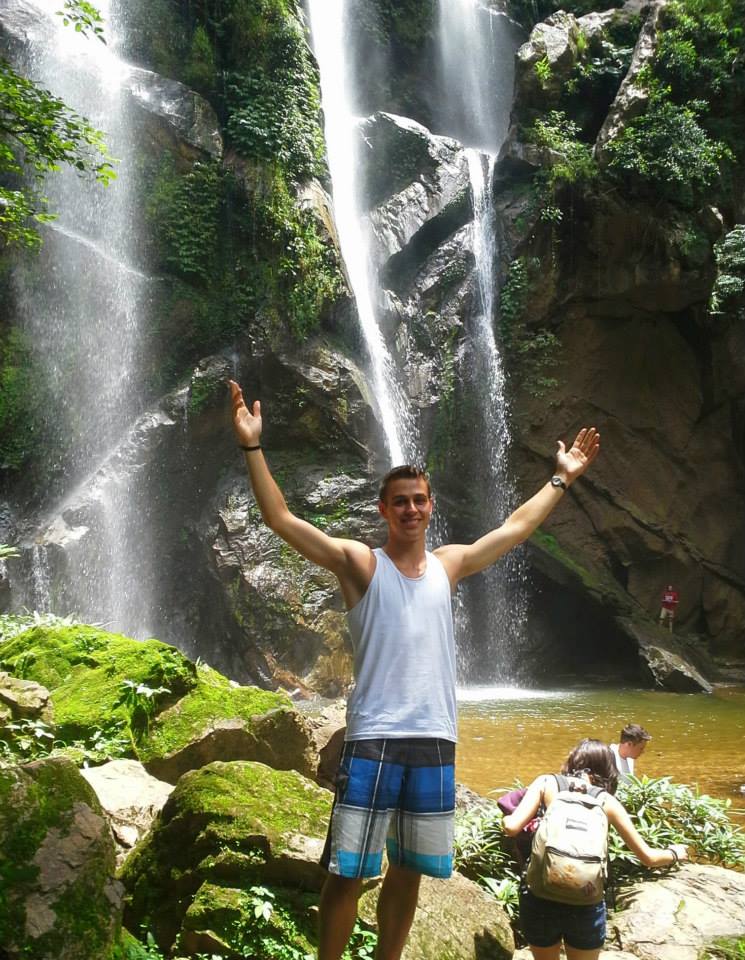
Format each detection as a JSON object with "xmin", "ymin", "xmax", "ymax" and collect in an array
[
  {"xmin": 138, "ymin": 666, "xmax": 313, "ymax": 783},
  {"xmin": 360, "ymin": 113, "xmax": 470, "ymax": 270},
  {"xmin": 637, "ymin": 642, "xmax": 713, "ymax": 693},
  {"xmin": 0, "ymin": 756, "xmax": 122, "ymax": 960},
  {"xmin": 359, "ymin": 871, "xmax": 514, "ymax": 960},
  {"xmin": 514, "ymin": 11, "xmax": 584, "ymax": 109},
  {"xmin": 610, "ymin": 864, "xmax": 745, "ymax": 959},
  {"xmin": 0, "ymin": 624, "xmax": 197, "ymax": 744},
  {"xmin": 120, "ymin": 760, "xmax": 332, "ymax": 950},
  {"xmin": 178, "ymin": 881, "xmax": 317, "ymax": 958},
  {"xmin": 80, "ymin": 759, "xmax": 174, "ymax": 866}
]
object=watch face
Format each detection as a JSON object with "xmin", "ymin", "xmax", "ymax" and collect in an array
[{"xmin": 551, "ymin": 476, "xmax": 564, "ymax": 488}]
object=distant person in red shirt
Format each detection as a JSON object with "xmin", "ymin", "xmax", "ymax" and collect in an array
[{"xmin": 659, "ymin": 584, "xmax": 679, "ymax": 632}]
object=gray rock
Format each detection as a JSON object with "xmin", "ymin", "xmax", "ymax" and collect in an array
[
  {"xmin": 515, "ymin": 10, "xmax": 583, "ymax": 106},
  {"xmin": 359, "ymin": 871, "xmax": 514, "ymax": 960},
  {"xmin": 595, "ymin": 1, "xmax": 669, "ymax": 161},
  {"xmin": 361, "ymin": 114, "xmax": 469, "ymax": 270},
  {"xmin": 0, "ymin": 672, "xmax": 53, "ymax": 721},
  {"xmin": 125, "ymin": 67, "xmax": 223, "ymax": 159},
  {"xmin": 0, "ymin": 756, "xmax": 122, "ymax": 960},
  {"xmin": 142, "ymin": 709, "xmax": 318, "ymax": 786},
  {"xmin": 80, "ymin": 759, "xmax": 174, "ymax": 866},
  {"xmin": 638, "ymin": 643, "xmax": 714, "ymax": 693},
  {"xmin": 29, "ymin": 396, "xmax": 183, "ymax": 559},
  {"xmin": 611, "ymin": 864, "xmax": 745, "ymax": 960}
]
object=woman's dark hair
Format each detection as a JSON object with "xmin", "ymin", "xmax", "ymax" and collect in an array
[{"xmin": 561, "ymin": 738, "xmax": 619, "ymax": 795}]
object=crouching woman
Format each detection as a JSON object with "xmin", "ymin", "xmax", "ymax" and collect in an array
[{"xmin": 502, "ymin": 739, "xmax": 688, "ymax": 960}]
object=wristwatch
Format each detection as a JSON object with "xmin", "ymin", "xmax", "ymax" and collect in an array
[{"xmin": 550, "ymin": 476, "xmax": 568, "ymax": 491}]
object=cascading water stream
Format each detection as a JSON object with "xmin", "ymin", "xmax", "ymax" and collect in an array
[
  {"xmin": 435, "ymin": 0, "xmax": 521, "ymax": 153},
  {"xmin": 307, "ymin": 0, "xmax": 416, "ymax": 467},
  {"xmin": 465, "ymin": 149, "xmax": 528, "ymax": 679},
  {"xmin": 436, "ymin": 0, "xmax": 527, "ymax": 681},
  {"xmin": 13, "ymin": 0, "xmax": 155, "ymax": 636}
]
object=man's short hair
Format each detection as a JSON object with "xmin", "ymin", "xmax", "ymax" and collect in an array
[
  {"xmin": 620, "ymin": 723, "xmax": 652, "ymax": 745},
  {"xmin": 378, "ymin": 465, "xmax": 431, "ymax": 503}
]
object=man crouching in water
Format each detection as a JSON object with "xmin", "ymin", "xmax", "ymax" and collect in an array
[{"xmin": 229, "ymin": 379, "xmax": 600, "ymax": 960}]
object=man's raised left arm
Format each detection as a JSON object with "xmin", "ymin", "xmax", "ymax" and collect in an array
[{"xmin": 436, "ymin": 427, "xmax": 600, "ymax": 586}]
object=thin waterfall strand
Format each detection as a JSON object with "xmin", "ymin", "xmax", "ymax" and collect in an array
[{"xmin": 308, "ymin": 0, "xmax": 417, "ymax": 466}]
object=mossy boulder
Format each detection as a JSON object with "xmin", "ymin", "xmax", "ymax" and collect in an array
[
  {"xmin": 179, "ymin": 881, "xmax": 317, "ymax": 958},
  {"xmin": 0, "ymin": 755, "xmax": 122, "ymax": 960},
  {"xmin": 120, "ymin": 760, "xmax": 332, "ymax": 950},
  {"xmin": 359, "ymin": 871, "xmax": 514, "ymax": 960},
  {"xmin": 137, "ymin": 665, "xmax": 313, "ymax": 783},
  {"xmin": 0, "ymin": 625, "xmax": 196, "ymax": 746}
]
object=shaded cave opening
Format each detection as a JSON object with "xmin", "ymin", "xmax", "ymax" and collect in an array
[{"xmin": 522, "ymin": 570, "xmax": 643, "ymax": 687}]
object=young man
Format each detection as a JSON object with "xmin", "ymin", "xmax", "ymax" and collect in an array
[
  {"xmin": 610, "ymin": 723, "xmax": 652, "ymax": 779},
  {"xmin": 229, "ymin": 379, "xmax": 600, "ymax": 960}
]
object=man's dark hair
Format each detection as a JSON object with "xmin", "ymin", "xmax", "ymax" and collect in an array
[
  {"xmin": 378, "ymin": 465, "xmax": 431, "ymax": 503},
  {"xmin": 619, "ymin": 723, "xmax": 652, "ymax": 745},
  {"xmin": 562, "ymin": 738, "xmax": 619, "ymax": 795}
]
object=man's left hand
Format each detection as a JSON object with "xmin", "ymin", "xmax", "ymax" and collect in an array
[{"xmin": 555, "ymin": 427, "xmax": 600, "ymax": 485}]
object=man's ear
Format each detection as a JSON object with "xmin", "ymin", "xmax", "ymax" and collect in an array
[{"xmin": 378, "ymin": 499, "xmax": 387, "ymax": 518}]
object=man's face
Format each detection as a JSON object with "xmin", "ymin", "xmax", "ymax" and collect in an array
[
  {"xmin": 626, "ymin": 740, "xmax": 648, "ymax": 760},
  {"xmin": 378, "ymin": 477, "xmax": 433, "ymax": 538}
]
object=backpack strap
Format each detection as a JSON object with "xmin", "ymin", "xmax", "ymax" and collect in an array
[{"xmin": 553, "ymin": 773, "xmax": 571, "ymax": 793}]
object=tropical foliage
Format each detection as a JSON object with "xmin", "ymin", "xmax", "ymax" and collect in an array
[{"xmin": 0, "ymin": 1, "xmax": 114, "ymax": 248}]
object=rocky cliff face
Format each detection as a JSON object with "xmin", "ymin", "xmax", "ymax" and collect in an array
[
  {"xmin": 1, "ymin": 0, "xmax": 742, "ymax": 692},
  {"xmin": 492, "ymin": 0, "xmax": 745, "ymax": 673}
]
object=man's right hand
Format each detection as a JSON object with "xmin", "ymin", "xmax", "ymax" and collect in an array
[{"xmin": 229, "ymin": 380, "xmax": 261, "ymax": 448}]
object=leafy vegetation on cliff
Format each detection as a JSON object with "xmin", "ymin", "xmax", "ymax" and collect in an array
[
  {"xmin": 710, "ymin": 224, "xmax": 745, "ymax": 318},
  {"xmin": 138, "ymin": 0, "xmax": 342, "ymax": 345},
  {"xmin": 0, "ymin": 2, "xmax": 114, "ymax": 249}
]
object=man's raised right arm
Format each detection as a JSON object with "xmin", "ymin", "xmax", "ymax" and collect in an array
[{"xmin": 229, "ymin": 381, "xmax": 369, "ymax": 582}]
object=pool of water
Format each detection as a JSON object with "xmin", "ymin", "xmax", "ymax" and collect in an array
[{"xmin": 456, "ymin": 685, "xmax": 745, "ymax": 821}]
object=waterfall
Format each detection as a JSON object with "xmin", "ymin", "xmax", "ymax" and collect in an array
[
  {"xmin": 436, "ymin": 0, "xmax": 527, "ymax": 681},
  {"xmin": 308, "ymin": 0, "xmax": 524, "ymax": 677},
  {"xmin": 12, "ymin": 0, "xmax": 156, "ymax": 637},
  {"xmin": 307, "ymin": 0, "xmax": 417, "ymax": 467},
  {"xmin": 465, "ymin": 150, "xmax": 528, "ymax": 680},
  {"xmin": 434, "ymin": 0, "xmax": 520, "ymax": 152}
]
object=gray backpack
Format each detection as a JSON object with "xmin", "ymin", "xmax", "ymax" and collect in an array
[{"xmin": 526, "ymin": 774, "xmax": 608, "ymax": 906}]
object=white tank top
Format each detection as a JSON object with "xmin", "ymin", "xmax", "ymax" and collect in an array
[{"xmin": 345, "ymin": 548, "xmax": 457, "ymax": 742}]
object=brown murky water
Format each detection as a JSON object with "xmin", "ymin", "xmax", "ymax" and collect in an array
[{"xmin": 456, "ymin": 685, "xmax": 745, "ymax": 821}]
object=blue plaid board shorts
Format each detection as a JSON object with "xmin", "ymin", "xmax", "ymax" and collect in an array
[{"xmin": 320, "ymin": 738, "xmax": 456, "ymax": 879}]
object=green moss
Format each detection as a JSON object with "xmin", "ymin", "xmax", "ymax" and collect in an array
[
  {"xmin": 172, "ymin": 762, "xmax": 330, "ymax": 841},
  {"xmin": 499, "ymin": 257, "xmax": 561, "ymax": 399},
  {"xmin": 120, "ymin": 761, "xmax": 332, "ymax": 950},
  {"xmin": 0, "ymin": 625, "xmax": 196, "ymax": 743},
  {"xmin": 139, "ymin": 666, "xmax": 289, "ymax": 762},
  {"xmin": 146, "ymin": 157, "xmax": 221, "ymax": 283},
  {"xmin": 531, "ymin": 528, "xmax": 598, "ymax": 586},
  {"xmin": 183, "ymin": 881, "xmax": 317, "ymax": 957},
  {"xmin": 0, "ymin": 757, "xmax": 117, "ymax": 958},
  {"xmin": 108, "ymin": 928, "xmax": 154, "ymax": 960}
]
